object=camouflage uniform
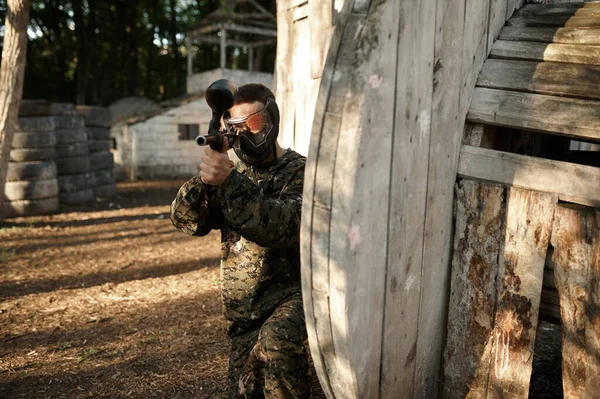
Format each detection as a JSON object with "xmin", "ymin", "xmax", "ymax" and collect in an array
[{"xmin": 170, "ymin": 150, "xmax": 310, "ymax": 399}]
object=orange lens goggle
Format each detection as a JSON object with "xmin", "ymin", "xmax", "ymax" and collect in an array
[{"xmin": 224, "ymin": 101, "xmax": 272, "ymax": 134}]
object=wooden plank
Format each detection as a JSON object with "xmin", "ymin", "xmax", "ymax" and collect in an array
[
  {"xmin": 300, "ymin": 1, "xmax": 355, "ymax": 397},
  {"xmin": 551, "ymin": 205, "xmax": 600, "ymax": 399},
  {"xmin": 379, "ymin": 0, "xmax": 436, "ymax": 397},
  {"xmin": 442, "ymin": 180, "xmax": 505, "ymax": 399},
  {"xmin": 508, "ymin": 14, "xmax": 600, "ymax": 27},
  {"xmin": 309, "ymin": 0, "xmax": 334, "ymax": 79},
  {"xmin": 516, "ymin": 4, "xmax": 600, "ymax": 17},
  {"xmin": 458, "ymin": 145, "xmax": 600, "ymax": 202},
  {"xmin": 498, "ymin": 26, "xmax": 600, "ymax": 44},
  {"xmin": 292, "ymin": 3, "xmax": 308, "ymax": 21},
  {"xmin": 486, "ymin": 188, "xmax": 555, "ymax": 397},
  {"xmin": 414, "ymin": 0, "xmax": 465, "ymax": 395},
  {"xmin": 489, "ymin": 0, "xmax": 509, "ymax": 51},
  {"xmin": 523, "ymin": 2, "xmax": 600, "ymax": 11},
  {"xmin": 326, "ymin": 0, "xmax": 400, "ymax": 395},
  {"xmin": 477, "ymin": 59, "xmax": 600, "ymax": 100},
  {"xmin": 490, "ymin": 40, "xmax": 600, "ymax": 66},
  {"xmin": 467, "ymin": 88, "xmax": 600, "ymax": 142},
  {"xmin": 460, "ymin": 0, "xmax": 490, "ymax": 118}
]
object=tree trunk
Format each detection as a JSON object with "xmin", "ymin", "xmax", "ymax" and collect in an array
[
  {"xmin": 73, "ymin": 0, "xmax": 88, "ymax": 104},
  {"xmin": 0, "ymin": 0, "xmax": 31, "ymax": 218},
  {"xmin": 128, "ymin": 0, "xmax": 139, "ymax": 96}
]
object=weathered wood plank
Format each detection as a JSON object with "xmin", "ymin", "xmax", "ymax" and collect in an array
[
  {"xmin": 442, "ymin": 180, "xmax": 505, "ymax": 399},
  {"xmin": 414, "ymin": 0, "xmax": 465, "ymax": 395},
  {"xmin": 300, "ymin": 1, "xmax": 354, "ymax": 397},
  {"xmin": 516, "ymin": 4, "xmax": 600, "ymax": 17},
  {"xmin": 490, "ymin": 40, "xmax": 600, "ymax": 66},
  {"xmin": 524, "ymin": 2, "xmax": 600, "ymax": 11},
  {"xmin": 508, "ymin": 15, "xmax": 600, "ymax": 27},
  {"xmin": 380, "ymin": 0, "xmax": 436, "ymax": 397},
  {"xmin": 499, "ymin": 26, "xmax": 600, "ymax": 44},
  {"xmin": 489, "ymin": 0, "xmax": 509, "ymax": 51},
  {"xmin": 486, "ymin": 188, "xmax": 555, "ymax": 397},
  {"xmin": 326, "ymin": 0, "xmax": 399, "ymax": 395},
  {"xmin": 467, "ymin": 88, "xmax": 600, "ymax": 142},
  {"xmin": 292, "ymin": 3, "xmax": 308, "ymax": 22},
  {"xmin": 477, "ymin": 59, "xmax": 600, "ymax": 100},
  {"xmin": 309, "ymin": 0, "xmax": 334, "ymax": 79},
  {"xmin": 460, "ymin": 0, "xmax": 490, "ymax": 118},
  {"xmin": 458, "ymin": 145, "xmax": 600, "ymax": 202},
  {"xmin": 551, "ymin": 205, "xmax": 600, "ymax": 399}
]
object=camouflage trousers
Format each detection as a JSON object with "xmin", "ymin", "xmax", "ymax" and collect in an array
[{"xmin": 227, "ymin": 293, "xmax": 311, "ymax": 399}]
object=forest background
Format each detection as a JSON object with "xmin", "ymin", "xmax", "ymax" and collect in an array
[{"xmin": 0, "ymin": 0, "xmax": 277, "ymax": 106}]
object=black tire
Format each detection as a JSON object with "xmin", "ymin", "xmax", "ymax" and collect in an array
[
  {"xmin": 4, "ymin": 178, "xmax": 59, "ymax": 201},
  {"xmin": 59, "ymin": 188, "xmax": 94, "ymax": 205},
  {"xmin": 56, "ymin": 141, "xmax": 89, "ymax": 158},
  {"xmin": 89, "ymin": 152, "xmax": 114, "ymax": 171},
  {"xmin": 90, "ymin": 170, "xmax": 115, "ymax": 187},
  {"xmin": 16, "ymin": 117, "xmax": 55, "ymax": 133},
  {"xmin": 7, "ymin": 161, "xmax": 57, "ymax": 182},
  {"xmin": 88, "ymin": 140, "xmax": 112, "ymax": 153},
  {"xmin": 76, "ymin": 106, "xmax": 113, "ymax": 127},
  {"xmin": 54, "ymin": 115, "xmax": 85, "ymax": 129},
  {"xmin": 56, "ymin": 156, "xmax": 90, "ymax": 175},
  {"xmin": 19, "ymin": 100, "xmax": 52, "ymax": 117},
  {"xmin": 10, "ymin": 147, "xmax": 56, "ymax": 162},
  {"xmin": 57, "ymin": 173, "xmax": 90, "ymax": 192},
  {"xmin": 51, "ymin": 102, "xmax": 78, "ymax": 116},
  {"xmin": 86, "ymin": 127, "xmax": 111, "ymax": 140},
  {"xmin": 94, "ymin": 184, "xmax": 117, "ymax": 199},
  {"xmin": 55, "ymin": 128, "xmax": 88, "ymax": 144},
  {"xmin": 11, "ymin": 131, "xmax": 56, "ymax": 149},
  {"xmin": 2, "ymin": 197, "xmax": 59, "ymax": 218}
]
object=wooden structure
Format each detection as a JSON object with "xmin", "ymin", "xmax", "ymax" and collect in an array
[
  {"xmin": 185, "ymin": 0, "xmax": 276, "ymax": 75},
  {"xmin": 275, "ymin": 0, "xmax": 600, "ymax": 398},
  {"xmin": 444, "ymin": 2, "xmax": 600, "ymax": 397}
]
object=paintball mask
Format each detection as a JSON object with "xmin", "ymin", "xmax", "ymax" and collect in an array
[{"xmin": 223, "ymin": 98, "xmax": 280, "ymax": 166}]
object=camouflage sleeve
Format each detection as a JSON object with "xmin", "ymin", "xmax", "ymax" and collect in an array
[
  {"xmin": 170, "ymin": 176, "xmax": 223, "ymax": 236},
  {"xmin": 218, "ymin": 160, "xmax": 304, "ymax": 248}
]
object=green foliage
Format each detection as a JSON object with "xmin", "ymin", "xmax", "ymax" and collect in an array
[{"xmin": 0, "ymin": 0, "xmax": 276, "ymax": 106}]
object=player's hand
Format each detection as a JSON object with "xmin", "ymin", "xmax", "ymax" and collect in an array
[{"xmin": 199, "ymin": 139, "xmax": 233, "ymax": 186}]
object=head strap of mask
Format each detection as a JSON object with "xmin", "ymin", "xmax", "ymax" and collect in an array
[{"xmin": 232, "ymin": 98, "xmax": 280, "ymax": 166}]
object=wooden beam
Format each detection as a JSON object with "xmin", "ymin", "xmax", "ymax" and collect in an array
[
  {"xmin": 467, "ymin": 88, "xmax": 600, "ymax": 142},
  {"xmin": 486, "ymin": 188, "xmax": 555, "ymax": 397},
  {"xmin": 477, "ymin": 59, "xmax": 600, "ymax": 100},
  {"xmin": 498, "ymin": 26, "xmax": 600, "ymax": 45},
  {"xmin": 187, "ymin": 22, "xmax": 277, "ymax": 38},
  {"xmin": 490, "ymin": 40, "xmax": 600, "ymax": 66},
  {"xmin": 443, "ymin": 180, "xmax": 506, "ymax": 399},
  {"xmin": 508, "ymin": 15, "xmax": 600, "ymax": 28},
  {"xmin": 523, "ymin": 2, "xmax": 600, "ymax": 11},
  {"xmin": 515, "ymin": 5, "xmax": 600, "ymax": 17},
  {"xmin": 551, "ymin": 205, "xmax": 600, "ymax": 399},
  {"xmin": 193, "ymin": 35, "xmax": 275, "ymax": 48},
  {"xmin": 458, "ymin": 145, "xmax": 600, "ymax": 203}
]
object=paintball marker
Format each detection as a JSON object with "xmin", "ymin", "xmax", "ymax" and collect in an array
[{"xmin": 195, "ymin": 79, "xmax": 238, "ymax": 151}]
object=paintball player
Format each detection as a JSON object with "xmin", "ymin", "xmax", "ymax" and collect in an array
[{"xmin": 170, "ymin": 83, "xmax": 311, "ymax": 398}]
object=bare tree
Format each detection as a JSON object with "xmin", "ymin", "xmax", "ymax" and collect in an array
[{"xmin": 0, "ymin": 0, "xmax": 31, "ymax": 218}]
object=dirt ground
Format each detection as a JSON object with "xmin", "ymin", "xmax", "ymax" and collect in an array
[{"xmin": 0, "ymin": 180, "xmax": 230, "ymax": 398}]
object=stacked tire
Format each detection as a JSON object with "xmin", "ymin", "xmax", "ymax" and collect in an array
[
  {"xmin": 4, "ymin": 100, "xmax": 60, "ymax": 218},
  {"xmin": 77, "ymin": 105, "xmax": 116, "ymax": 199},
  {"xmin": 52, "ymin": 103, "xmax": 95, "ymax": 205}
]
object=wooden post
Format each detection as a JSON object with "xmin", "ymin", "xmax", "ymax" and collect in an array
[
  {"xmin": 0, "ymin": 0, "xmax": 31, "ymax": 217},
  {"xmin": 220, "ymin": 28, "xmax": 226, "ymax": 69},
  {"xmin": 486, "ymin": 188, "xmax": 555, "ymax": 397},
  {"xmin": 443, "ymin": 180, "xmax": 506, "ymax": 399},
  {"xmin": 186, "ymin": 37, "xmax": 192, "ymax": 76},
  {"xmin": 551, "ymin": 204, "xmax": 600, "ymax": 399}
]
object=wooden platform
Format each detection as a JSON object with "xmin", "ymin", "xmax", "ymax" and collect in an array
[{"xmin": 468, "ymin": 1, "xmax": 600, "ymax": 144}]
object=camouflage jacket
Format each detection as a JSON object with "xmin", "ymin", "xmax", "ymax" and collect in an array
[{"xmin": 170, "ymin": 150, "xmax": 306, "ymax": 325}]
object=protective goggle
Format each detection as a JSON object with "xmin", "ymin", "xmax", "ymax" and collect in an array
[{"xmin": 223, "ymin": 99, "xmax": 273, "ymax": 137}]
